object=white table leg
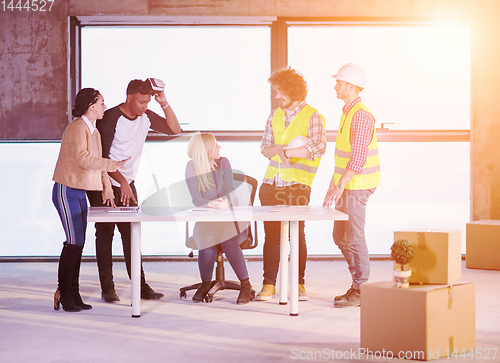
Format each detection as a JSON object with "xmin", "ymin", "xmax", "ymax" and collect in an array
[
  {"xmin": 131, "ymin": 222, "xmax": 141, "ymax": 318},
  {"xmin": 289, "ymin": 221, "xmax": 299, "ymax": 316},
  {"xmin": 279, "ymin": 220, "xmax": 289, "ymax": 305}
]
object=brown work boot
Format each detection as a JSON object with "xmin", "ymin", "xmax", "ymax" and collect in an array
[{"xmin": 334, "ymin": 288, "xmax": 360, "ymax": 308}]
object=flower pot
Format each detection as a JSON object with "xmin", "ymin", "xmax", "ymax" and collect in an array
[{"xmin": 393, "ymin": 269, "xmax": 412, "ymax": 288}]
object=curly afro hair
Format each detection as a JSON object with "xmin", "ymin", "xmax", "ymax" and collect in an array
[
  {"xmin": 72, "ymin": 88, "xmax": 101, "ymax": 117},
  {"xmin": 268, "ymin": 67, "xmax": 307, "ymax": 102}
]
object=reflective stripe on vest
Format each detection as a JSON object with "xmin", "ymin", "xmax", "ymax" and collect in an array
[
  {"xmin": 334, "ymin": 102, "xmax": 381, "ymax": 190},
  {"xmin": 264, "ymin": 105, "xmax": 325, "ymax": 187}
]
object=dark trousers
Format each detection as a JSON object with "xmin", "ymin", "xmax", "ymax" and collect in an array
[
  {"xmin": 258, "ymin": 182, "xmax": 311, "ymax": 286},
  {"xmin": 87, "ymin": 181, "xmax": 147, "ymax": 293}
]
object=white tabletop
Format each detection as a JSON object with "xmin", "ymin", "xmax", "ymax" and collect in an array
[
  {"xmin": 88, "ymin": 205, "xmax": 349, "ymax": 223},
  {"xmin": 87, "ymin": 204, "xmax": 348, "ymax": 317}
]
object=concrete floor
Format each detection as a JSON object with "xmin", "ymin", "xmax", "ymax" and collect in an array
[{"xmin": 0, "ymin": 259, "xmax": 498, "ymax": 363}]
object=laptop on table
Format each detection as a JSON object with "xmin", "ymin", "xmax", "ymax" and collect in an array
[{"xmin": 107, "ymin": 187, "xmax": 154, "ymax": 213}]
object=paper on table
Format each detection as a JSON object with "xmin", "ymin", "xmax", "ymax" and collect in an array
[{"xmin": 188, "ymin": 207, "xmax": 220, "ymax": 212}]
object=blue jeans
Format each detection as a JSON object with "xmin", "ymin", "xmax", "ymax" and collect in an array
[
  {"xmin": 198, "ymin": 229, "xmax": 249, "ymax": 282},
  {"xmin": 52, "ymin": 182, "xmax": 88, "ymax": 247},
  {"xmin": 333, "ymin": 188, "xmax": 374, "ymax": 290}
]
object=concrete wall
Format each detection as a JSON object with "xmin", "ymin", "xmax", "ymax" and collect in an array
[
  {"xmin": 0, "ymin": 2, "xmax": 69, "ymax": 139},
  {"xmin": 1, "ymin": 0, "xmax": 499, "ymax": 220}
]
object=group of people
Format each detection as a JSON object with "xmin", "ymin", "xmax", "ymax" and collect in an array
[
  {"xmin": 52, "ymin": 79, "xmax": 181, "ymax": 311},
  {"xmin": 51, "ymin": 63, "xmax": 380, "ymax": 312},
  {"xmin": 254, "ymin": 64, "xmax": 380, "ymax": 308}
]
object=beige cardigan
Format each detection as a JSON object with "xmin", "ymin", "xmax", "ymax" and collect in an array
[{"xmin": 53, "ymin": 118, "xmax": 117, "ymax": 201}]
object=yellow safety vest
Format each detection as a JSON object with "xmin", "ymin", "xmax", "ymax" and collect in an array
[
  {"xmin": 264, "ymin": 105, "xmax": 325, "ymax": 187},
  {"xmin": 334, "ymin": 102, "xmax": 381, "ymax": 190}
]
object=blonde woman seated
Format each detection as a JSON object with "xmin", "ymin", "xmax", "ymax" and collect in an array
[{"xmin": 185, "ymin": 132, "xmax": 253, "ymax": 304}]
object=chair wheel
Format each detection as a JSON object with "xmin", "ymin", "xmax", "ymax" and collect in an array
[
  {"xmin": 250, "ymin": 289, "xmax": 256, "ymax": 300},
  {"xmin": 205, "ymin": 294, "xmax": 214, "ymax": 303},
  {"xmin": 179, "ymin": 290, "xmax": 187, "ymax": 299}
]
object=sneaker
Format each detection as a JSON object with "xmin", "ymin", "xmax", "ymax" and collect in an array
[
  {"xmin": 298, "ymin": 284, "xmax": 308, "ymax": 301},
  {"xmin": 141, "ymin": 284, "xmax": 164, "ymax": 300},
  {"xmin": 256, "ymin": 284, "xmax": 275, "ymax": 301},
  {"xmin": 334, "ymin": 288, "xmax": 360, "ymax": 308},
  {"xmin": 101, "ymin": 290, "xmax": 120, "ymax": 303},
  {"xmin": 334, "ymin": 286, "xmax": 354, "ymax": 302}
]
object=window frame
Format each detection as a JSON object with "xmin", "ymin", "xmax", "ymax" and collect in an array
[{"xmin": 70, "ymin": 15, "xmax": 470, "ymax": 143}]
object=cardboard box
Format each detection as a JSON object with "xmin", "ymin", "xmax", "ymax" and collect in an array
[
  {"xmin": 466, "ymin": 220, "xmax": 500, "ymax": 270},
  {"xmin": 361, "ymin": 281, "xmax": 475, "ymax": 361},
  {"xmin": 394, "ymin": 230, "xmax": 462, "ymax": 284}
]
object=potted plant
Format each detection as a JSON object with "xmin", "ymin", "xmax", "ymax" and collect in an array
[{"xmin": 390, "ymin": 239, "xmax": 415, "ymax": 288}]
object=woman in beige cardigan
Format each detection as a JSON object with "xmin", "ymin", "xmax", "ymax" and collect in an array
[{"xmin": 52, "ymin": 88, "xmax": 128, "ymax": 312}]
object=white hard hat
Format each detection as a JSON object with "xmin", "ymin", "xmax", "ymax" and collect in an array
[
  {"xmin": 332, "ymin": 63, "xmax": 366, "ymax": 88},
  {"xmin": 284, "ymin": 135, "xmax": 311, "ymax": 149}
]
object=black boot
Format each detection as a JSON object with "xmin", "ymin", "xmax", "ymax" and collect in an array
[
  {"xmin": 72, "ymin": 247, "xmax": 92, "ymax": 310},
  {"xmin": 56, "ymin": 243, "xmax": 82, "ymax": 312},
  {"xmin": 95, "ymin": 222, "xmax": 118, "ymax": 302},
  {"xmin": 141, "ymin": 283, "xmax": 164, "ymax": 300},
  {"xmin": 192, "ymin": 281, "xmax": 212, "ymax": 303},
  {"xmin": 236, "ymin": 278, "xmax": 253, "ymax": 305}
]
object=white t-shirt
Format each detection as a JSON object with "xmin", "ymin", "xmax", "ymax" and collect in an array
[{"xmin": 97, "ymin": 105, "xmax": 175, "ymax": 187}]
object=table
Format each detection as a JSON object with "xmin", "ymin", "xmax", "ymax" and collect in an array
[{"xmin": 88, "ymin": 205, "xmax": 348, "ymax": 317}]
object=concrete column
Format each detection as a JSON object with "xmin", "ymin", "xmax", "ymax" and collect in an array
[{"xmin": 470, "ymin": 0, "xmax": 500, "ymax": 220}]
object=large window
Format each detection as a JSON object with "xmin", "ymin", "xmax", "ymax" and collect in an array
[
  {"xmin": 0, "ymin": 19, "xmax": 472, "ymax": 257},
  {"xmin": 288, "ymin": 23, "xmax": 471, "ymax": 253},
  {"xmin": 81, "ymin": 26, "xmax": 271, "ymax": 131},
  {"xmin": 288, "ymin": 24, "xmax": 470, "ymax": 130}
]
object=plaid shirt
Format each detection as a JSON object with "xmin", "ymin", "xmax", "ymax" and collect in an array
[
  {"xmin": 341, "ymin": 97, "xmax": 376, "ymax": 174},
  {"xmin": 261, "ymin": 101, "xmax": 327, "ymax": 186}
]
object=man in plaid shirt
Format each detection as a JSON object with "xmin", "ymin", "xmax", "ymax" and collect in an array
[
  {"xmin": 257, "ymin": 67, "xmax": 327, "ymax": 302},
  {"xmin": 323, "ymin": 63, "xmax": 381, "ymax": 308}
]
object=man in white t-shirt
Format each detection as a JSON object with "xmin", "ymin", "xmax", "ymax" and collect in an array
[{"xmin": 87, "ymin": 79, "xmax": 181, "ymax": 303}]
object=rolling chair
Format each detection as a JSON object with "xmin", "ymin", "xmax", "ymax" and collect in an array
[{"xmin": 179, "ymin": 173, "xmax": 259, "ymax": 302}]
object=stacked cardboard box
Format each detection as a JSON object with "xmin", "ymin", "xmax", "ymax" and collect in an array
[
  {"xmin": 360, "ymin": 230, "xmax": 475, "ymax": 361},
  {"xmin": 393, "ymin": 230, "xmax": 462, "ymax": 284},
  {"xmin": 466, "ymin": 220, "xmax": 500, "ymax": 270}
]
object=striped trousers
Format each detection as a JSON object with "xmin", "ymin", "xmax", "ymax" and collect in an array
[{"xmin": 52, "ymin": 182, "xmax": 88, "ymax": 246}]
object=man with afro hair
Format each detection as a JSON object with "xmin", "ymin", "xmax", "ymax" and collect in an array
[{"xmin": 257, "ymin": 67, "xmax": 327, "ymax": 302}]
